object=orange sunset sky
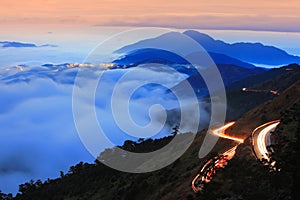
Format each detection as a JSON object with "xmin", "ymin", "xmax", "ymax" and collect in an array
[{"xmin": 0, "ymin": 0, "xmax": 300, "ymax": 32}]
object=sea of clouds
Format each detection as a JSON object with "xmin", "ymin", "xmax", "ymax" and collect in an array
[{"xmin": 0, "ymin": 64, "xmax": 211, "ymax": 194}]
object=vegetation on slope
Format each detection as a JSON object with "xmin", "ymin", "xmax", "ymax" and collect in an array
[{"xmin": 194, "ymin": 94, "xmax": 300, "ymax": 200}]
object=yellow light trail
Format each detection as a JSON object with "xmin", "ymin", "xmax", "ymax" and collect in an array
[
  {"xmin": 256, "ymin": 121, "xmax": 280, "ymax": 161},
  {"xmin": 211, "ymin": 122, "xmax": 244, "ymax": 143},
  {"xmin": 192, "ymin": 122, "xmax": 244, "ymax": 193}
]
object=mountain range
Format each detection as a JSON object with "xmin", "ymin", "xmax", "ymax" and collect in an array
[
  {"xmin": 114, "ymin": 48, "xmax": 256, "ymax": 70},
  {"xmin": 0, "ymin": 41, "xmax": 57, "ymax": 48},
  {"xmin": 184, "ymin": 30, "xmax": 300, "ymax": 65},
  {"xmin": 115, "ymin": 30, "xmax": 300, "ymax": 66}
]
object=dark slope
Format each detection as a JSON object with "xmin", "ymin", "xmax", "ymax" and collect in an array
[
  {"xmin": 199, "ymin": 81, "xmax": 300, "ymax": 200},
  {"xmin": 226, "ymin": 63, "xmax": 300, "ymax": 91},
  {"xmin": 226, "ymin": 64, "xmax": 300, "ymax": 120},
  {"xmin": 172, "ymin": 64, "xmax": 265, "ymax": 97},
  {"xmin": 228, "ymin": 80, "xmax": 300, "ymax": 138}
]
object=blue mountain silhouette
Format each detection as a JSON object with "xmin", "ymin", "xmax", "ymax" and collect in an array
[
  {"xmin": 116, "ymin": 30, "xmax": 300, "ymax": 66},
  {"xmin": 0, "ymin": 41, "xmax": 57, "ymax": 48},
  {"xmin": 184, "ymin": 30, "xmax": 300, "ymax": 65},
  {"xmin": 114, "ymin": 48, "xmax": 256, "ymax": 71},
  {"xmin": 0, "ymin": 41, "xmax": 37, "ymax": 48}
]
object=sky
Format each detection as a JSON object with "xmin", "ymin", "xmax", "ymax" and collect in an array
[{"xmin": 0, "ymin": 0, "xmax": 300, "ymax": 32}]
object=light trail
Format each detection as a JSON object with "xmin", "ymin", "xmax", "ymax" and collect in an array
[
  {"xmin": 192, "ymin": 122, "xmax": 243, "ymax": 193},
  {"xmin": 191, "ymin": 174, "xmax": 201, "ymax": 192},
  {"xmin": 193, "ymin": 120, "xmax": 281, "ymax": 193},
  {"xmin": 192, "ymin": 145, "xmax": 238, "ymax": 193},
  {"xmin": 242, "ymin": 88, "xmax": 280, "ymax": 95},
  {"xmin": 256, "ymin": 121, "xmax": 280, "ymax": 161},
  {"xmin": 222, "ymin": 145, "xmax": 237, "ymax": 160},
  {"xmin": 211, "ymin": 122, "xmax": 244, "ymax": 143}
]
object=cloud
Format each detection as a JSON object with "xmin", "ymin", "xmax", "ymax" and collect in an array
[
  {"xmin": 0, "ymin": 47, "xmax": 83, "ymax": 67},
  {"xmin": 0, "ymin": 65, "xmax": 211, "ymax": 194},
  {"xmin": 96, "ymin": 14, "xmax": 300, "ymax": 33},
  {"xmin": 1, "ymin": 0, "xmax": 299, "ymax": 32},
  {"xmin": 0, "ymin": 79, "xmax": 93, "ymax": 194}
]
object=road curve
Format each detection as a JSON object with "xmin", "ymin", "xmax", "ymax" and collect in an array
[
  {"xmin": 251, "ymin": 120, "xmax": 280, "ymax": 161},
  {"xmin": 210, "ymin": 122, "xmax": 244, "ymax": 143},
  {"xmin": 192, "ymin": 120, "xmax": 281, "ymax": 193},
  {"xmin": 192, "ymin": 122, "xmax": 243, "ymax": 193}
]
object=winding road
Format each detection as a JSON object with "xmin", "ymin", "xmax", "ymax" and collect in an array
[
  {"xmin": 251, "ymin": 120, "xmax": 280, "ymax": 161},
  {"xmin": 192, "ymin": 120, "xmax": 280, "ymax": 192},
  {"xmin": 192, "ymin": 122, "xmax": 243, "ymax": 193}
]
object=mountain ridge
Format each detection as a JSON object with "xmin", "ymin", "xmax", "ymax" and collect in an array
[
  {"xmin": 183, "ymin": 30, "xmax": 300, "ymax": 65},
  {"xmin": 0, "ymin": 41, "xmax": 57, "ymax": 48},
  {"xmin": 114, "ymin": 48, "xmax": 256, "ymax": 69},
  {"xmin": 116, "ymin": 30, "xmax": 300, "ymax": 66}
]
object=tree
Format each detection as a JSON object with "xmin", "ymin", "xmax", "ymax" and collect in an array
[
  {"xmin": 0, "ymin": 190, "xmax": 13, "ymax": 200},
  {"xmin": 60, "ymin": 171, "xmax": 65, "ymax": 178},
  {"xmin": 138, "ymin": 138, "xmax": 145, "ymax": 143},
  {"xmin": 172, "ymin": 125, "xmax": 180, "ymax": 136},
  {"xmin": 18, "ymin": 180, "xmax": 36, "ymax": 195}
]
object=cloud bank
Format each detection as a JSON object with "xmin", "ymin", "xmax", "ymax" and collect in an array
[
  {"xmin": 1, "ymin": 0, "xmax": 299, "ymax": 32},
  {"xmin": 0, "ymin": 65, "xmax": 210, "ymax": 194},
  {"xmin": 0, "ymin": 79, "xmax": 94, "ymax": 194}
]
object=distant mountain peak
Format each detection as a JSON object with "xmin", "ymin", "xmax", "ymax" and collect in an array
[
  {"xmin": 183, "ymin": 30, "xmax": 215, "ymax": 42},
  {"xmin": 183, "ymin": 30, "xmax": 300, "ymax": 66},
  {"xmin": 115, "ymin": 30, "xmax": 299, "ymax": 67}
]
